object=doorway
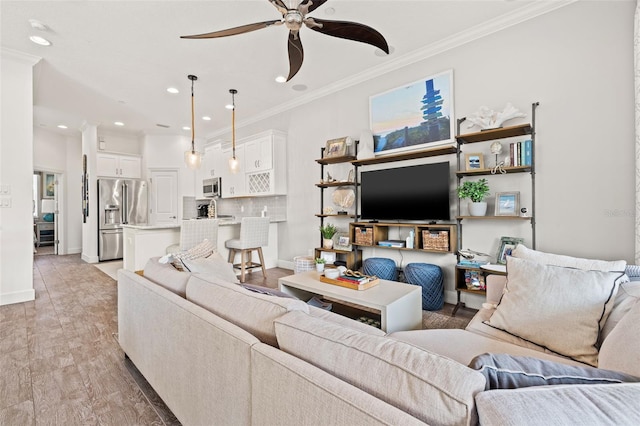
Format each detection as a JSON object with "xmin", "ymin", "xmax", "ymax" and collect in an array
[
  {"xmin": 33, "ymin": 170, "xmax": 63, "ymax": 255},
  {"xmin": 149, "ymin": 169, "xmax": 179, "ymax": 225}
]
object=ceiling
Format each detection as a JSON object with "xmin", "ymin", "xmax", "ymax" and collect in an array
[{"xmin": 1, "ymin": 1, "xmax": 566, "ymax": 140}]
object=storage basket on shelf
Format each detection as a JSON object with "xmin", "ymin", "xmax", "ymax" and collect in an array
[
  {"xmin": 293, "ymin": 256, "xmax": 316, "ymax": 274},
  {"xmin": 354, "ymin": 227, "xmax": 374, "ymax": 246},
  {"xmin": 422, "ymin": 230, "xmax": 450, "ymax": 252}
]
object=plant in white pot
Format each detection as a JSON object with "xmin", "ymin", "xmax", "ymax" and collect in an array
[
  {"xmin": 319, "ymin": 223, "xmax": 338, "ymax": 249},
  {"xmin": 457, "ymin": 179, "xmax": 490, "ymax": 216},
  {"xmin": 315, "ymin": 257, "xmax": 326, "ymax": 272}
]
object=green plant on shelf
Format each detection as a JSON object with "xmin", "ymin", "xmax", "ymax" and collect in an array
[
  {"xmin": 457, "ymin": 179, "xmax": 490, "ymax": 202},
  {"xmin": 319, "ymin": 223, "xmax": 338, "ymax": 239},
  {"xmin": 315, "ymin": 257, "xmax": 326, "ymax": 264}
]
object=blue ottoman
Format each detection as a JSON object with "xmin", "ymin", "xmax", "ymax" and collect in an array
[
  {"xmin": 363, "ymin": 258, "xmax": 398, "ymax": 281},
  {"xmin": 404, "ymin": 263, "xmax": 444, "ymax": 311}
]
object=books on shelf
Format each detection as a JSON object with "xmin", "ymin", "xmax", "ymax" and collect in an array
[
  {"xmin": 457, "ymin": 259, "xmax": 489, "ymax": 268},
  {"xmin": 509, "ymin": 139, "xmax": 532, "ymax": 167},
  {"xmin": 378, "ymin": 240, "xmax": 406, "ymax": 248}
]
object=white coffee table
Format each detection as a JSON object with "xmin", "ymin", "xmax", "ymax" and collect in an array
[{"xmin": 279, "ymin": 271, "xmax": 422, "ymax": 333}]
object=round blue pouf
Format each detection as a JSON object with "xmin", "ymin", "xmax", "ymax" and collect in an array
[
  {"xmin": 404, "ymin": 263, "xmax": 444, "ymax": 311},
  {"xmin": 363, "ymin": 258, "xmax": 398, "ymax": 281}
]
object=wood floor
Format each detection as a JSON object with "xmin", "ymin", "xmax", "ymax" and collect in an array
[{"xmin": 0, "ymin": 254, "xmax": 475, "ymax": 425}]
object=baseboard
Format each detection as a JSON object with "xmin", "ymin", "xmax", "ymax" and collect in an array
[
  {"xmin": 81, "ymin": 253, "xmax": 100, "ymax": 264},
  {"xmin": 278, "ymin": 259, "xmax": 294, "ymax": 270},
  {"xmin": 0, "ymin": 288, "xmax": 35, "ymax": 306}
]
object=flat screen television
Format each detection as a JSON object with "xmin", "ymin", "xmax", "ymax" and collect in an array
[{"xmin": 360, "ymin": 162, "xmax": 450, "ymax": 221}]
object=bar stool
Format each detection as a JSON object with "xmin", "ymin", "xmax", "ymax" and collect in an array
[
  {"xmin": 166, "ymin": 218, "xmax": 219, "ymax": 254},
  {"xmin": 225, "ymin": 217, "xmax": 270, "ymax": 282}
]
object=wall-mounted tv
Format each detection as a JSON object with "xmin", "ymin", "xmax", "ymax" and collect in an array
[
  {"xmin": 360, "ymin": 162, "xmax": 450, "ymax": 222},
  {"xmin": 369, "ymin": 69, "xmax": 454, "ymax": 156}
]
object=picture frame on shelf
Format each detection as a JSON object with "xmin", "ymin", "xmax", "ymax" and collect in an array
[
  {"xmin": 496, "ymin": 236, "xmax": 524, "ymax": 264},
  {"xmin": 465, "ymin": 153, "xmax": 484, "ymax": 171},
  {"xmin": 42, "ymin": 173, "xmax": 55, "ymax": 199},
  {"xmin": 370, "ymin": 69, "xmax": 454, "ymax": 156},
  {"xmin": 323, "ymin": 137, "xmax": 348, "ymax": 158},
  {"xmin": 319, "ymin": 251, "xmax": 337, "ymax": 264},
  {"xmin": 495, "ymin": 191, "xmax": 520, "ymax": 216},
  {"xmin": 333, "ymin": 232, "xmax": 352, "ymax": 251},
  {"xmin": 346, "ymin": 169, "xmax": 355, "ymax": 183}
]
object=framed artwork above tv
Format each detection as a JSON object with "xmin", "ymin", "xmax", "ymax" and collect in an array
[{"xmin": 369, "ymin": 69, "xmax": 454, "ymax": 156}]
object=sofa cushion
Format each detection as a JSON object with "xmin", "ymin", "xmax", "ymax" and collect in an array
[
  {"xmin": 469, "ymin": 353, "xmax": 639, "ymax": 390},
  {"xmin": 182, "ymin": 253, "xmax": 239, "ymax": 284},
  {"xmin": 599, "ymin": 299, "xmax": 640, "ymax": 377},
  {"xmin": 486, "ymin": 256, "xmax": 622, "ymax": 366},
  {"xmin": 143, "ymin": 257, "xmax": 190, "ymax": 297},
  {"xmin": 600, "ymin": 280, "xmax": 640, "ymax": 343},
  {"xmin": 475, "ymin": 383, "xmax": 640, "ymax": 426},
  {"xmin": 275, "ymin": 310, "xmax": 486, "ymax": 426},
  {"xmin": 186, "ymin": 274, "xmax": 309, "ymax": 347},
  {"xmin": 511, "ymin": 244, "xmax": 627, "ymax": 272}
]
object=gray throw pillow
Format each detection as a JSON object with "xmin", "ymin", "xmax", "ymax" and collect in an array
[{"xmin": 469, "ymin": 353, "xmax": 640, "ymax": 391}]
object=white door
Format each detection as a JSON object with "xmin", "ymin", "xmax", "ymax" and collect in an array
[{"xmin": 150, "ymin": 169, "xmax": 178, "ymax": 225}]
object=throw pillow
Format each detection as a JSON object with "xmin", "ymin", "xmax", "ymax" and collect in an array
[
  {"xmin": 182, "ymin": 253, "xmax": 239, "ymax": 284},
  {"xmin": 173, "ymin": 238, "xmax": 216, "ymax": 261},
  {"xmin": 469, "ymin": 353, "xmax": 639, "ymax": 390},
  {"xmin": 511, "ymin": 244, "xmax": 627, "ymax": 272},
  {"xmin": 142, "ymin": 257, "xmax": 191, "ymax": 297},
  {"xmin": 599, "ymin": 299, "xmax": 640, "ymax": 377},
  {"xmin": 486, "ymin": 256, "xmax": 623, "ymax": 366}
]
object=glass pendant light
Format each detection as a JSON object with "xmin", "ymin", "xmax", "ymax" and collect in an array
[
  {"xmin": 228, "ymin": 89, "xmax": 239, "ymax": 174},
  {"xmin": 184, "ymin": 74, "xmax": 202, "ymax": 169}
]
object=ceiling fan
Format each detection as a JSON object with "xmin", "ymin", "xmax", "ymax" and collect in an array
[{"xmin": 180, "ymin": 0, "xmax": 389, "ymax": 81}]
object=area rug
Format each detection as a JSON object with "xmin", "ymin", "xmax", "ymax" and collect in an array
[{"xmin": 423, "ymin": 310, "xmax": 470, "ymax": 330}]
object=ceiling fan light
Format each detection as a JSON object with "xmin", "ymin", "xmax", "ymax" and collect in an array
[{"xmin": 275, "ymin": 75, "xmax": 287, "ymax": 83}]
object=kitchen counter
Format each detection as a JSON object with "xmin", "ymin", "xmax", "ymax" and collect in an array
[{"xmin": 123, "ymin": 217, "xmax": 284, "ymax": 272}]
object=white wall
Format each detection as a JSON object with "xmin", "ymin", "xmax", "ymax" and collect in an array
[
  {"xmin": 199, "ymin": 1, "xmax": 635, "ymax": 307},
  {"xmin": 0, "ymin": 49, "xmax": 39, "ymax": 305},
  {"xmin": 97, "ymin": 130, "xmax": 142, "ymax": 155}
]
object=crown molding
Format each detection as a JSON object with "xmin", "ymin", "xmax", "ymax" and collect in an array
[{"xmin": 206, "ymin": 0, "xmax": 576, "ymax": 139}]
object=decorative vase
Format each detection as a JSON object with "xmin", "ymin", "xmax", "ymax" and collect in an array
[
  {"xmin": 323, "ymin": 238, "xmax": 334, "ymax": 249},
  {"xmin": 316, "ymin": 263, "xmax": 325, "ymax": 273},
  {"xmin": 357, "ymin": 129, "xmax": 375, "ymax": 160},
  {"xmin": 469, "ymin": 201, "xmax": 488, "ymax": 216}
]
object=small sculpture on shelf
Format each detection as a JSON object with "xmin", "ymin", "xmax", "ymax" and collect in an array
[
  {"xmin": 332, "ymin": 188, "xmax": 355, "ymax": 215},
  {"xmin": 466, "ymin": 102, "xmax": 526, "ymax": 130}
]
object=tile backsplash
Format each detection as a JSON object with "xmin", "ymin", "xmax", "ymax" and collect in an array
[{"xmin": 184, "ymin": 195, "xmax": 287, "ymax": 222}]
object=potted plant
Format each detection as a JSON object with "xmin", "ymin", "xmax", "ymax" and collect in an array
[
  {"xmin": 315, "ymin": 257, "xmax": 326, "ymax": 272},
  {"xmin": 319, "ymin": 223, "xmax": 338, "ymax": 249},
  {"xmin": 457, "ymin": 179, "xmax": 490, "ymax": 216}
]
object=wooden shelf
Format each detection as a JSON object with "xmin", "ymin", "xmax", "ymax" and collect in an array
[
  {"xmin": 316, "ymin": 155, "xmax": 357, "ymax": 165},
  {"xmin": 315, "ymin": 181, "xmax": 358, "ymax": 188},
  {"xmin": 314, "ymin": 247, "xmax": 354, "ymax": 254},
  {"xmin": 456, "ymin": 215, "xmax": 533, "ymax": 221},
  {"xmin": 315, "ymin": 214, "xmax": 358, "ymax": 218},
  {"xmin": 457, "ymin": 288, "xmax": 487, "ymax": 295},
  {"xmin": 456, "ymin": 165, "xmax": 532, "ymax": 177},
  {"xmin": 351, "ymin": 145, "xmax": 456, "ymax": 166},
  {"xmin": 456, "ymin": 123, "xmax": 532, "ymax": 144}
]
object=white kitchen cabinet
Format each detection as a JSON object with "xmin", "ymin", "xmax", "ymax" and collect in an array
[
  {"xmin": 221, "ymin": 144, "xmax": 245, "ymax": 197},
  {"xmin": 195, "ymin": 143, "xmax": 224, "ymax": 199},
  {"xmin": 96, "ymin": 153, "xmax": 141, "ymax": 178},
  {"xmin": 244, "ymin": 136, "xmax": 273, "ymax": 173}
]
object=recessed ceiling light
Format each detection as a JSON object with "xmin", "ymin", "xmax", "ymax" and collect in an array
[
  {"xmin": 29, "ymin": 35, "xmax": 51, "ymax": 46},
  {"xmin": 275, "ymin": 75, "xmax": 287, "ymax": 83},
  {"xmin": 324, "ymin": 7, "xmax": 335, "ymax": 15},
  {"xmin": 28, "ymin": 19, "xmax": 49, "ymax": 31},
  {"xmin": 182, "ymin": 126, "xmax": 190, "ymax": 131},
  {"xmin": 292, "ymin": 84, "xmax": 307, "ymax": 91},
  {"xmin": 202, "ymin": 116, "xmax": 211, "ymax": 121},
  {"xmin": 114, "ymin": 121, "xmax": 124, "ymax": 126},
  {"xmin": 57, "ymin": 124, "xmax": 68, "ymax": 129},
  {"xmin": 167, "ymin": 87, "xmax": 179, "ymax": 94}
]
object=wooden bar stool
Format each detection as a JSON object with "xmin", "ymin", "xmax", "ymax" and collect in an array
[{"xmin": 225, "ymin": 217, "xmax": 270, "ymax": 282}]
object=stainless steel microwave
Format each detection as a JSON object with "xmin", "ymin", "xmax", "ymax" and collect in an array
[{"xmin": 203, "ymin": 177, "xmax": 221, "ymax": 197}]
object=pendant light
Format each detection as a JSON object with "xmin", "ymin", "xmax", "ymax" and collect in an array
[
  {"xmin": 228, "ymin": 89, "xmax": 239, "ymax": 174},
  {"xmin": 184, "ymin": 74, "xmax": 202, "ymax": 169}
]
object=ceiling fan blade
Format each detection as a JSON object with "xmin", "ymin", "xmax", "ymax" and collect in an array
[
  {"xmin": 298, "ymin": 0, "xmax": 329, "ymax": 15},
  {"xmin": 181, "ymin": 20, "xmax": 282, "ymax": 39},
  {"xmin": 287, "ymin": 31, "xmax": 304, "ymax": 81},
  {"xmin": 268, "ymin": 0, "xmax": 289, "ymax": 15},
  {"xmin": 304, "ymin": 18, "xmax": 389, "ymax": 54}
]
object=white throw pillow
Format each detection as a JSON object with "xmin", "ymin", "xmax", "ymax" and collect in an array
[
  {"xmin": 486, "ymin": 256, "xmax": 623, "ymax": 366},
  {"xmin": 599, "ymin": 299, "xmax": 640, "ymax": 377},
  {"xmin": 511, "ymin": 244, "xmax": 626, "ymax": 272},
  {"xmin": 182, "ymin": 253, "xmax": 239, "ymax": 284}
]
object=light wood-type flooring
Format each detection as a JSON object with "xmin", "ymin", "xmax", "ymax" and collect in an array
[{"xmin": 0, "ymin": 254, "xmax": 474, "ymax": 425}]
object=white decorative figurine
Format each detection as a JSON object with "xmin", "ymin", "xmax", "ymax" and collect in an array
[{"xmin": 466, "ymin": 103, "xmax": 526, "ymax": 130}]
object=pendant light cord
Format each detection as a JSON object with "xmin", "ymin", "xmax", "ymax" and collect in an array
[
  {"xmin": 232, "ymin": 102, "xmax": 236, "ymax": 158},
  {"xmin": 191, "ymin": 78, "xmax": 196, "ymax": 153}
]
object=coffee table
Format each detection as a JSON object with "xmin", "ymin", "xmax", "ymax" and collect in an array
[{"xmin": 279, "ymin": 271, "xmax": 422, "ymax": 333}]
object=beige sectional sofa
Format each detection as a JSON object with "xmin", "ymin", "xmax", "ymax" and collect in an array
[{"xmin": 117, "ymin": 248, "xmax": 640, "ymax": 425}]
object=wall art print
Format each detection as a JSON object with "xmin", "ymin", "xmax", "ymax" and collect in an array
[{"xmin": 369, "ymin": 69, "xmax": 454, "ymax": 156}]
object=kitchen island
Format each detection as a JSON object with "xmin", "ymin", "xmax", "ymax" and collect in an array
[{"xmin": 123, "ymin": 218, "xmax": 282, "ymax": 273}]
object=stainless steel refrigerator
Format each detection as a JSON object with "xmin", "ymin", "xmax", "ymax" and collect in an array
[{"xmin": 97, "ymin": 178, "xmax": 148, "ymax": 261}]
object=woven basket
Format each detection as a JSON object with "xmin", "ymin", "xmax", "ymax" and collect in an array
[
  {"xmin": 293, "ymin": 256, "xmax": 316, "ymax": 274},
  {"xmin": 422, "ymin": 230, "xmax": 449, "ymax": 251},
  {"xmin": 354, "ymin": 227, "xmax": 374, "ymax": 245}
]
